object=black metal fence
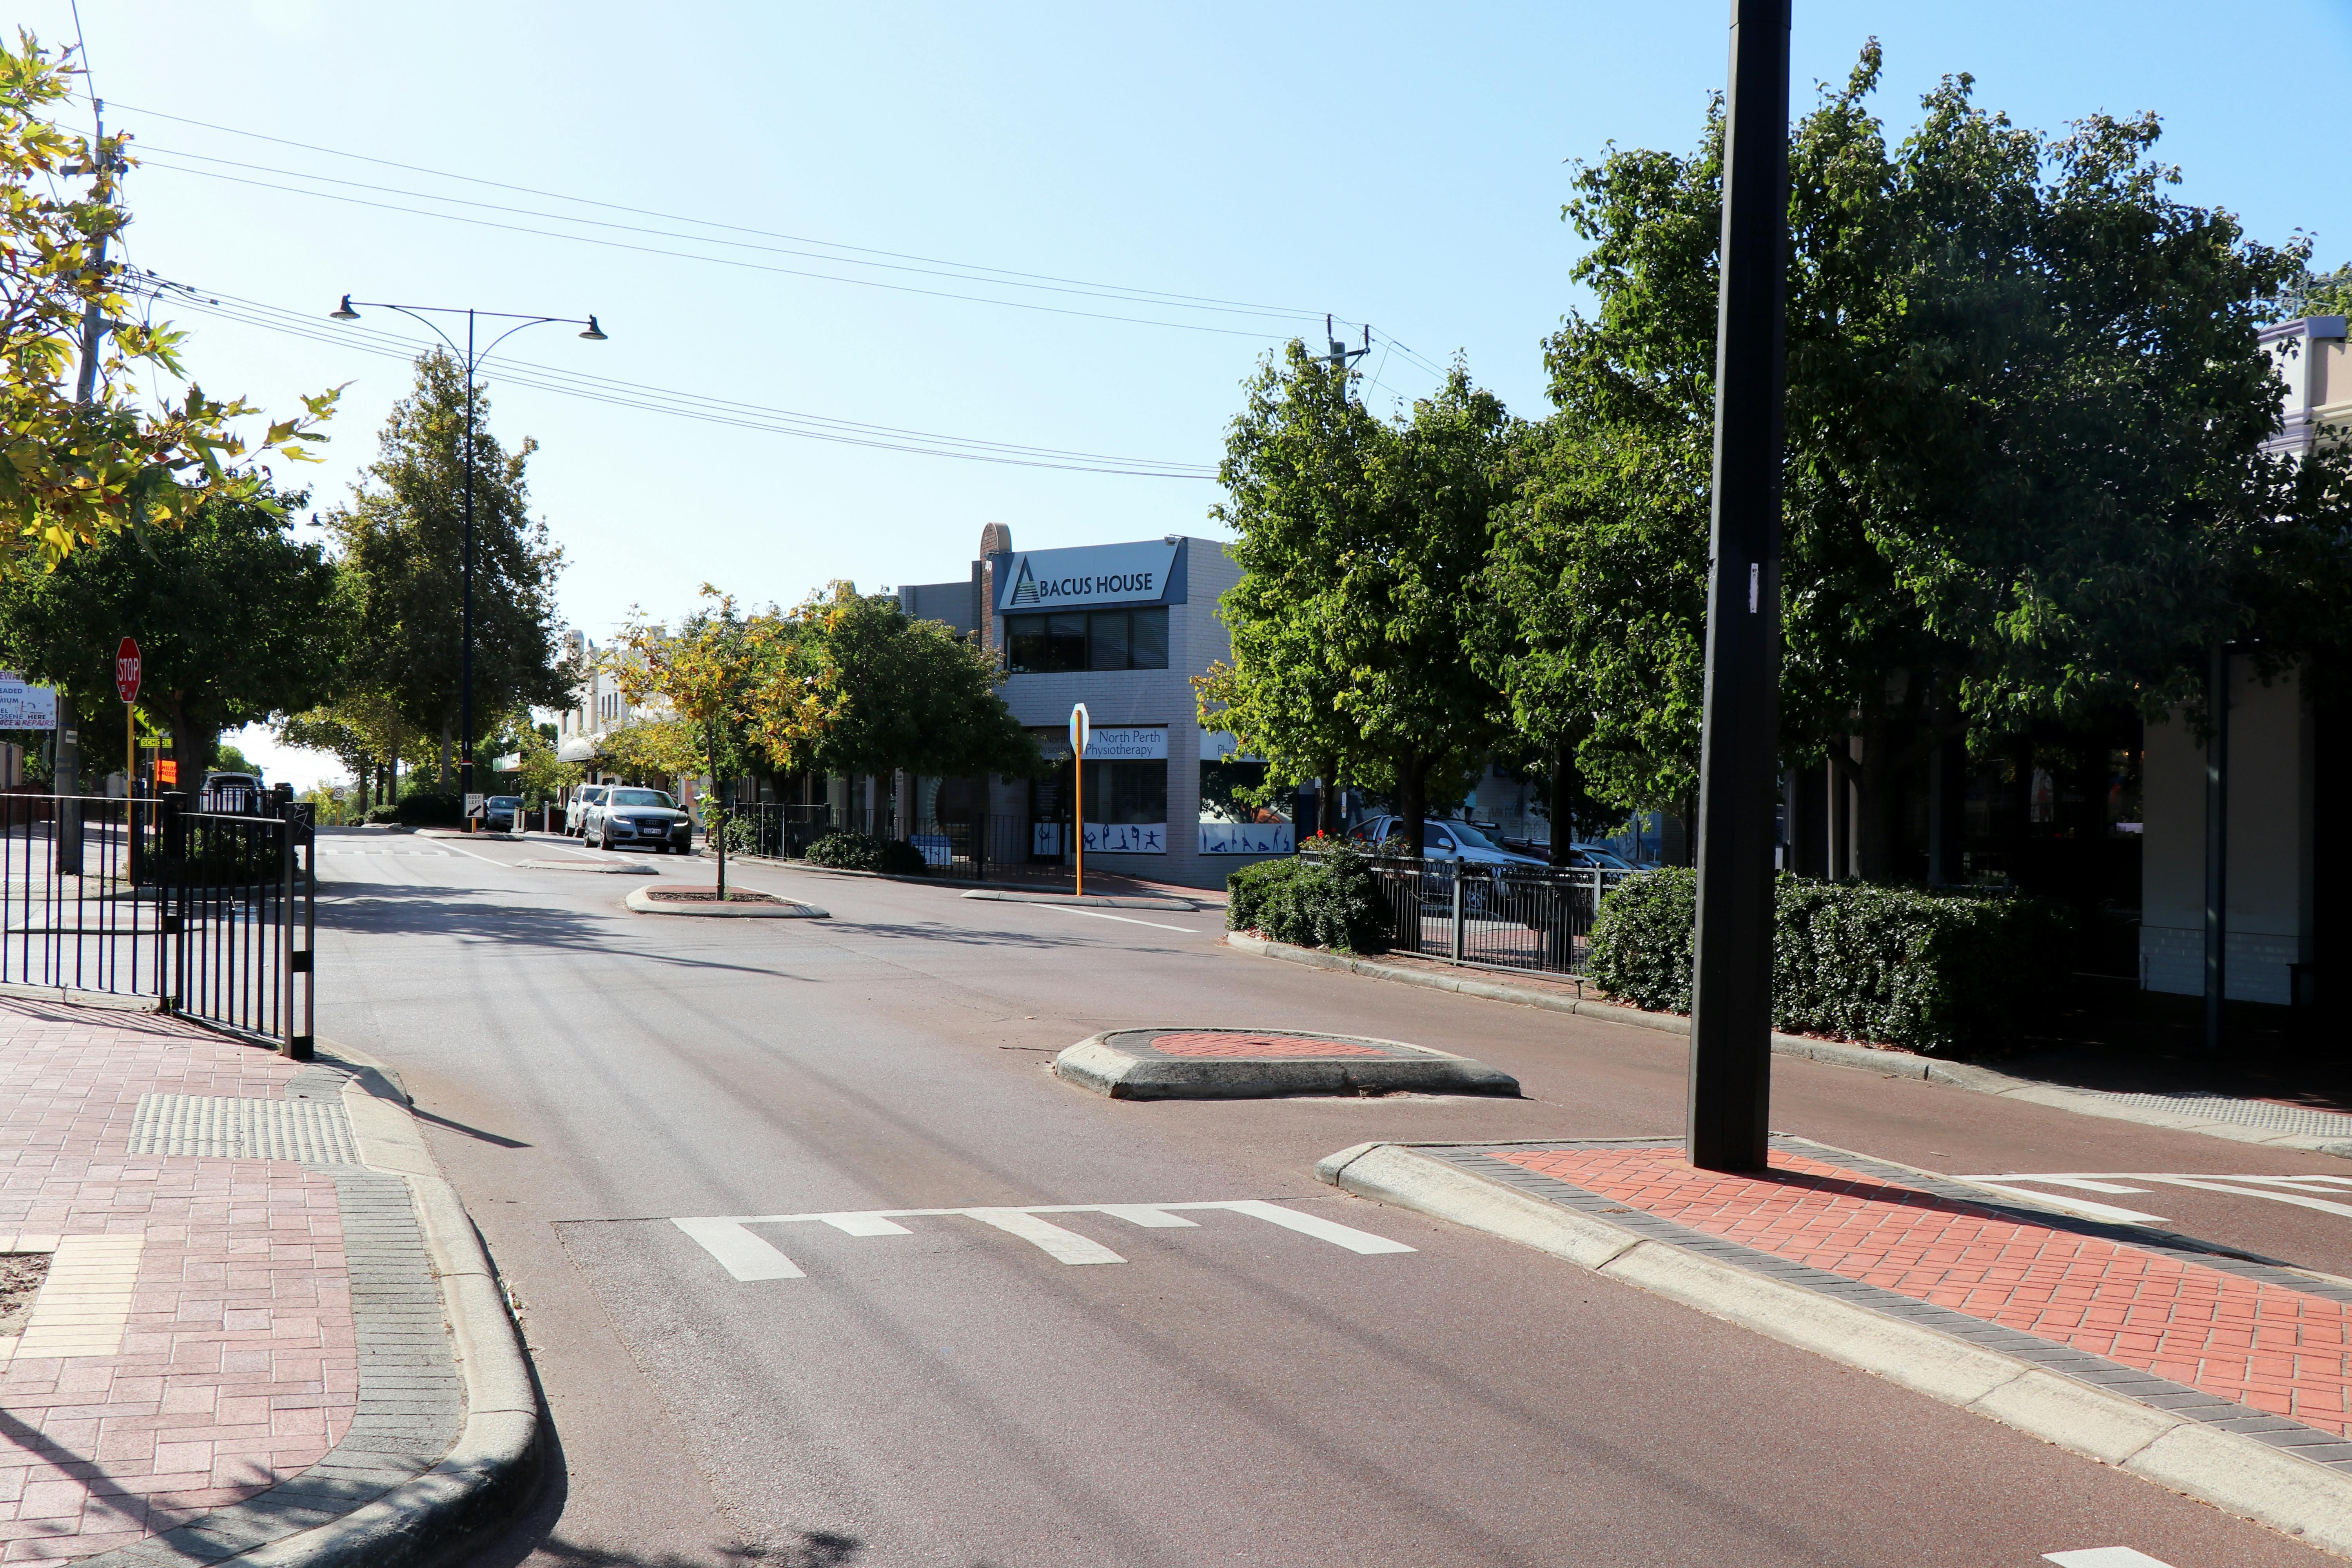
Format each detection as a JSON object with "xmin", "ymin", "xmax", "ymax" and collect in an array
[
  {"xmin": 1338, "ymin": 855, "xmax": 1637, "ymax": 979},
  {"xmin": 0, "ymin": 791, "xmax": 315, "ymax": 1056},
  {"xmin": 712, "ymin": 802, "xmax": 1040, "ymax": 882}
]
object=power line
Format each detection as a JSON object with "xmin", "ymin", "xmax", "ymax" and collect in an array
[
  {"xmin": 88, "ymin": 94, "xmax": 1350, "ymax": 326},
  {"xmin": 131, "ymin": 272, "xmax": 1219, "ymax": 479},
  {"xmin": 133, "ymin": 159, "xmax": 1297, "ymax": 342},
  {"xmin": 136, "ymin": 145, "xmax": 1319, "ymax": 326}
]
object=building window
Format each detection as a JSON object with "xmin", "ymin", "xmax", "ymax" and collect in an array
[
  {"xmin": 1081, "ymin": 758, "xmax": 1167, "ymax": 854},
  {"xmin": 1006, "ymin": 607, "xmax": 1169, "ymax": 673}
]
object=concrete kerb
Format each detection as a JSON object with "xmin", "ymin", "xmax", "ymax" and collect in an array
[
  {"xmin": 1230, "ymin": 932, "xmax": 2352, "ymax": 1160},
  {"xmin": 960, "ymin": 889, "xmax": 1198, "ymax": 911},
  {"xmin": 622, "ymin": 884, "xmax": 829, "ymax": 918},
  {"xmin": 1054, "ymin": 1028, "xmax": 1519, "ymax": 1101},
  {"xmin": 708, "ymin": 847, "xmax": 1225, "ymax": 907},
  {"xmin": 78, "ymin": 1032, "xmax": 539, "ymax": 1568},
  {"xmin": 1316, "ymin": 1140, "xmax": 2352, "ymax": 1560}
]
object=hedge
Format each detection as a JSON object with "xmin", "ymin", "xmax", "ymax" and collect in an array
[
  {"xmin": 804, "ymin": 831, "xmax": 928, "ymax": 876},
  {"xmin": 1225, "ymin": 844, "xmax": 1390, "ymax": 954},
  {"xmin": 1584, "ymin": 868, "xmax": 2073, "ymax": 1056},
  {"xmin": 363, "ymin": 792, "xmax": 461, "ymax": 827}
]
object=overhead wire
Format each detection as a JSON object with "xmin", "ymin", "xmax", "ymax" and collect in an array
[{"xmin": 128, "ymin": 272, "xmax": 1218, "ymax": 478}]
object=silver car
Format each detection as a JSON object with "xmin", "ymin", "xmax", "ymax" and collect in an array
[
  {"xmin": 565, "ymin": 785, "xmax": 611, "ymax": 837},
  {"xmin": 584, "ymin": 787, "xmax": 693, "ymax": 853}
]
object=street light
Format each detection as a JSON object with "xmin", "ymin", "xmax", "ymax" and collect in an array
[{"xmin": 328, "ymin": 296, "xmax": 607, "ymax": 824}]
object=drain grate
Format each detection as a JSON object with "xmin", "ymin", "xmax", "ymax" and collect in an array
[{"xmin": 128, "ymin": 1093, "xmax": 359, "ymax": 1163}]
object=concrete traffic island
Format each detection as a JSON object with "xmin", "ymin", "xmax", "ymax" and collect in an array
[
  {"xmin": 1054, "ymin": 1027, "xmax": 1518, "ymax": 1100},
  {"xmin": 625, "ymin": 884, "xmax": 829, "ymax": 918}
]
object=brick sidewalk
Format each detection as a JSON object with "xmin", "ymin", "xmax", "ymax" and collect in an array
[
  {"xmin": 0, "ymin": 1000, "xmax": 356, "ymax": 1561},
  {"xmin": 1431, "ymin": 1139, "xmax": 2352, "ymax": 1469}
]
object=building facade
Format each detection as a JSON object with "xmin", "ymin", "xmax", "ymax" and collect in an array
[{"xmin": 894, "ymin": 525, "xmax": 1290, "ymax": 891}]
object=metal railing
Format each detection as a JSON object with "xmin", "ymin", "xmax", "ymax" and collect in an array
[
  {"xmin": 0, "ymin": 791, "xmax": 315, "ymax": 1057},
  {"xmin": 1331, "ymin": 855, "xmax": 1637, "ymax": 979}
]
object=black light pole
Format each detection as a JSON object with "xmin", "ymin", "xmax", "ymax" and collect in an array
[
  {"xmin": 1686, "ymin": 0, "xmax": 1792, "ymax": 1174},
  {"xmin": 328, "ymin": 298, "xmax": 606, "ymax": 821}
]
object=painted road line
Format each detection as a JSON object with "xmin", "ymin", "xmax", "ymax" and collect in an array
[
  {"xmin": 2044, "ymin": 1550, "xmax": 2176, "ymax": 1567},
  {"xmin": 672, "ymin": 1216, "xmax": 803, "ymax": 1281},
  {"xmin": 671, "ymin": 1201, "xmax": 1414, "ymax": 1281},
  {"xmin": 1024, "ymin": 905, "xmax": 1200, "ymax": 934},
  {"xmin": 1953, "ymin": 1179, "xmax": 2171, "ymax": 1227},
  {"xmin": 2132, "ymin": 1174, "xmax": 2352, "ymax": 1220},
  {"xmin": 960, "ymin": 1209, "xmax": 1128, "ymax": 1264}
]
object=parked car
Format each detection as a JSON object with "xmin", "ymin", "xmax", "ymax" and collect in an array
[
  {"xmin": 565, "ymin": 785, "xmax": 612, "ymax": 837},
  {"xmin": 198, "ymin": 771, "xmax": 265, "ymax": 814},
  {"xmin": 583, "ymin": 787, "xmax": 693, "ymax": 853},
  {"xmin": 484, "ymin": 795, "xmax": 525, "ymax": 832},
  {"xmin": 1346, "ymin": 815, "xmax": 1549, "ymax": 869},
  {"xmin": 1570, "ymin": 841, "xmax": 1642, "ymax": 871}
]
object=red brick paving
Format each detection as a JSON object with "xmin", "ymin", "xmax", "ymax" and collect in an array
[
  {"xmin": 1492, "ymin": 1145, "xmax": 2352, "ymax": 1437},
  {"xmin": 0, "ymin": 1000, "xmax": 356, "ymax": 1560},
  {"xmin": 1147, "ymin": 1033, "xmax": 1390, "ymax": 1059}
]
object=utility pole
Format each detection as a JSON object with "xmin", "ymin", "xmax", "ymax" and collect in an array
[
  {"xmin": 2203, "ymin": 640, "xmax": 2229, "ymax": 1051},
  {"xmin": 58, "ymin": 98, "xmax": 116, "ymax": 874},
  {"xmin": 1685, "ymin": 0, "xmax": 1792, "ymax": 1174},
  {"xmin": 1323, "ymin": 315, "xmax": 1370, "ymax": 379}
]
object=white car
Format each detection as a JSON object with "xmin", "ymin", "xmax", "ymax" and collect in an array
[
  {"xmin": 583, "ymin": 787, "xmax": 693, "ymax": 853},
  {"xmin": 565, "ymin": 785, "xmax": 611, "ymax": 837}
]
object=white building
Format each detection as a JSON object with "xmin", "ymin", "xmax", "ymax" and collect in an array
[{"xmin": 2136, "ymin": 314, "xmax": 2345, "ymax": 1006}]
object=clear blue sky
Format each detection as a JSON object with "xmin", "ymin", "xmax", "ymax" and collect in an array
[{"xmin": 23, "ymin": 2, "xmax": 2352, "ymax": 784}]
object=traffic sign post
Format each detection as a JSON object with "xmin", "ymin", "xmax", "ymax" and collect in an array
[
  {"xmin": 116, "ymin": 637, "xmax": 140, "ymax": 794},
  {"xmin": 1069, "ymin": 703, "xmax": 1090, "ymax": 897}
]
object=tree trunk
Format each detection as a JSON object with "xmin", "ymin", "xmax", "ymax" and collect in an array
[
  {"xmin": 1548, "ymin": 737, "xmax": 1575, "ymax": 868},
  {"xmin": 1398, "ymin": 751, "xmax": 1427, "ymax": 859},
  {"xmin": 1316, "ymin": 756, "xmax": 1340, "ymax": 839},
  {"xmin": 437, "ymin": 719, "xmax": 453, "ymax": 792}
]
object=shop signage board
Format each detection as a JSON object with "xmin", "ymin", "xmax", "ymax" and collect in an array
[
  {"xmin": 0, "ymin": 672, "xmax": 58, "ymax": 730},
  {"xmin": 995, "ymin": 541, "xmax": 1180, "ymax": 613},
  {"xmin": 1083, "ymin": 725, "xmax": 1166, "ymax": 760},
  {"xmin": 1200, "ymin": 821, "xmax": 1294, "ymax": 856},
  {"xmin": 1081, "ymin": 822, "xmax": 1166, "ymax": 854}
]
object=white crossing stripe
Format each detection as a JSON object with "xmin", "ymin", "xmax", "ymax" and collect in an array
[
  {"xmin": 670, "ymin": 1200, "xmax": 1415, "ymax": 1281},
  {"xmin": 960, "ymin": 1209, "xmax": 1127, "ymax": 1265},
  {"xmin": 1960, "ymin": 1169, "xmax": 2352, "ymax": 1230},
  {"xmin": 1954, "ymin": 1180, "xmax": 2171, "ymax": 1227},
  {"xmin": 2044, "ymin": 1549, "xmax": 2176, "ymax": 1567},
  {"xmin": 672, "ymin": 1216, "xmax": 802, "ymax": 1281}
]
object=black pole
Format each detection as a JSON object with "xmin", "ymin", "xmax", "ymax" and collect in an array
[
  {"xmin": 1686, "ymin": 0, "xmax": 1791, "ymax": 1174},
  {"xmin": 460, "ymin": 309, "xmax": 477, "ymax": 826},
  {"xmin": 2204, "ymin": 640, "xmax": 2229, "ymax": 1050}
]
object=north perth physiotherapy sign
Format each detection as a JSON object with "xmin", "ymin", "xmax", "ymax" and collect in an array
[{"xmin": 995, "ymin": 541, "xmax": 1179, "ymax": 613}]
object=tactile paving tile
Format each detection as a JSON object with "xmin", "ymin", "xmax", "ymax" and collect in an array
[{"xmin": 126, "ymin": 1093, "xmax": 359, "ymax": 1163}]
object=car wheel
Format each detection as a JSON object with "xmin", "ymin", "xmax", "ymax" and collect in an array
[{"xmin": 597, "ymin": 823, "xmax": 611, "ymax": 851}]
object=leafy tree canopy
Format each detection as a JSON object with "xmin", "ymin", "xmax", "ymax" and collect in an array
[
  {"xmin": 0, "ymin": 33, "xmax": 336, "ymax": 570},
  {"xmin": 781, "ymin": 584, "xmax": 1035, "ymax": 782},
  {"xmin": 0, "ymin": 481, "xmax": 348, "ymax": 779}
]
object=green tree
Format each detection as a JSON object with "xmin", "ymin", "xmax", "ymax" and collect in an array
[
  {"xmin": 0, "ymin": 34, "xmax": 335, "ymax": 572},
  {"xmin": 328, "ymin": 352, "xmax": 567, "ymax": 786},
  {"xmin": 774, "ymin": 584, "xmax": 1034, "ymax": 784},
  {"xmin": 0, "ymin": 485, "xmax": 348, "ymax": 779},
  {"xmin": 1196, "ymin": 343, "xmax": 1389, "ymax": 837},
  {"xmin": 1210, "ymin": 345, "xmax": 1517, "ymax": 858},
  {"xmin": 1517, "ymin": 44, "xmax": 2341, "ymax": 878}
]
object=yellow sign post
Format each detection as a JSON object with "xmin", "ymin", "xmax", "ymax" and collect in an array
[{"xmin": 1069, "ymin": 703, "xmax": 1091, "ymax": 897}]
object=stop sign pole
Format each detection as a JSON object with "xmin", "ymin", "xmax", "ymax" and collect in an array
[{"xmin": 115, "ymin": 637, "xmax": 141, "ymax": 791}]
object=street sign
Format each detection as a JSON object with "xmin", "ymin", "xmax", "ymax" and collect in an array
[
  {"xmin": 1069, "ymin": 703, "xmax": 1091, "ymax": 895},
  {"xmin": 464, "ymin": 792, "xmax": 486, "ymax": 819},
  {"xmin": 114, "ymin": 637, "xmax": 140, "ymax": 704},
  {"xmin": 1069, "ymin": 702, "xmax": 1090, "ymax": 758}
]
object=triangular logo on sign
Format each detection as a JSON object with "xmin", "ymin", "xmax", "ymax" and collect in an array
[{"xmin": 1009, "ymin": 557, "xmax": 1038, "ymax": 606}]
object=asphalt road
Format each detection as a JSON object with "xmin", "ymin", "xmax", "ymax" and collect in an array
[{"xmin": 311, "ymin": 828, "xmax": 2352, "ymax": 1568}]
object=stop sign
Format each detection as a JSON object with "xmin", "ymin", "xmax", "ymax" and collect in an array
[{"xmin": 115, "ymin": 637, "xmax": 140, "ymax": 704}]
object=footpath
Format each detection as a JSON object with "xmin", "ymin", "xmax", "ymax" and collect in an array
[
  {"xmin": 0, "ymin": 999, "xmax": 528, "ymax": 1565},
  {"xmin": 1324, "ymin": 1134, "xmax": 2352, "ymax": 1555}
]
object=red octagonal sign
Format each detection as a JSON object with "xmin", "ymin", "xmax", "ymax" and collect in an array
[{"xmin": 115, "ymin": 636, "xmax": 140, "ymax": 704}]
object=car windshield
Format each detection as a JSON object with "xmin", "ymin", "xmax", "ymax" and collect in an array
[
  {"xmin": 1577, "ymin": 845, "xmax": 1636, "ymax": 869},
  {"xmin": 1436, "ymin": 820, "xmax": 1502, "ymax": 851},
  {"xmin": 610, "ymin": 789, "xmax": 673, "ymax": 809},
  {"xmin": 488, "ymin": 798, "xmax": 521, "ymax": 809}
]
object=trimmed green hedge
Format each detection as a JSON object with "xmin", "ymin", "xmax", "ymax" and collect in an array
[
  {"xmin": 1585, "ymin": 868, "xmax": 2072, "ymax": 1056},
  {"xmin": 363, "ymin": 792, "xmax": 460, "ymax": 827},
  {"xmin": 804, "ymin": 831, "xmax": 927, "ymax": 876},
  {"xmin": 1225, "ymin": 845, "xmax": 1390, "ymax": 953}
]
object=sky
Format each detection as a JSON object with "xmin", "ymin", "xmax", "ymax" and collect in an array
[{"xmin": 20, "ymin": 1, "xmax": 2352, "ymax": 789}]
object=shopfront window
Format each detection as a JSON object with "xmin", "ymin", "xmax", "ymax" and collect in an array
[
  {"xmin": 1080, "ymin": 759, "xmax": 1167, "ymax": 853},
  {"xmin": 1006, "ymin": 608, "xmax": 1169, "ymax": 673},
  {"xmin": 1198, "ymin": 757, "xmax": 1295, "ymax": 856}
]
